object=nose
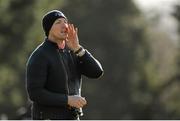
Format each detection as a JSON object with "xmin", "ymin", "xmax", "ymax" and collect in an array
[
  {"xmin": 61, "ymin": 23, "xmax": 68, "ymax": 32},
  {"xmin": 65, "ymin": 23, "xmax": 68, "ymax": 28},
  {"xmin": 64, "ymin": 23, "xmax": 68, "ymax": 30}
]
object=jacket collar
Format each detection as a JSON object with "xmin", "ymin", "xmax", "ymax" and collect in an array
[
  {"xmin": 45, "ymin": 38, "xmax": 58, "ymax": 48},
  {"xmin": 44, "ymin": 38, "xmax": 70, "ymax": 51}
]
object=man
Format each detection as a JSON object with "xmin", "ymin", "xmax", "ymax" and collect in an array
[{"xmin": 26, "ymin": 10, "xmax": 103, "ymax": 120}]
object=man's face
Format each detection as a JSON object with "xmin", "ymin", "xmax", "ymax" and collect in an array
[{"xmin": 49, "ymin": 18, "xmax": 68, "ymax": 41}]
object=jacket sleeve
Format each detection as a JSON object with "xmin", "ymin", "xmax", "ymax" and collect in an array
[
  {"xmin": 77, "ymin": 50, "xmax": 104, "ymax": 78},
  {"xmin": 26, "ymin": 51, "xmax": 68, "ymax": 106}
]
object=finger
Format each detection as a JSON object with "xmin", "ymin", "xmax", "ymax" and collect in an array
[
  {"xmin": 78, "ymin": 101, "xmax": 84, "ymax": 108},
  {"xmin": 75, "ymin": 27, "xmax": 78, "ymax": 34},
  {"xmin": 72, "ymin": 24, "xmax": 75, "ymax": 30},
  {"xmin": 67, "ymin": 24, "xmax": 70, "ymax": 34},
  {"xmin": 68, "ymin": 24, "xmax": 74, "ymax": 37},
  {"xmin": 83, "ymin": 97, "xmax": 87, "ymax": 105},
  {"xmin": 75, "ymin": 102, "xmax": 83, "ymax": 108},
  {"xmin": 79, "ymin": 97, "xmax": 87, "ymax": 106},
  {"xmin": 68, "ymin": 24, "xmax": 72, "ymax": 31},
  {"xmin": 70, "ymin": 24, "xmax": 74, "ymax": 31},
  {"xmin": 75, "ymin": 97, "xmax": 84, "ymax": 108},
  {"xmin": 81, "ymin": 101, "xmax": 86, "ymax": 107},
  {"xmin": 70, "ymin": 24, "xmax": 75, "ymax": 34},
  {"xmin": 78, "ymin": 99, "xmax": 85, "ymax": 106},
  {"xmin": 70, "ymin": 24, "xmax": 75, "ymax": 32}
]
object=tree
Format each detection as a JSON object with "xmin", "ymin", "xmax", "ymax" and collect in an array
[
  {"xmin": 0, "ymin": 0, "xmax": 35, "ymax": 119},
  {"xmin": 1, "ymin": 0, "xmax": 179, "ymax": 119},
  {"xmin": 62, "ymin": 0, "xmax": 150, "ymax": 119},
  {"xmin": 0, "ymin": 0, "xmax": 150, "ymax": 119}
]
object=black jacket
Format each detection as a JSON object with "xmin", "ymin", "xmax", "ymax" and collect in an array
[{"xmin": 26, "ymin": 39, "xmax": 103, "ymax": 113}]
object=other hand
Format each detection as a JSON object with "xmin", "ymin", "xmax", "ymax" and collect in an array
[{"xmin": 68, "ymin": 95, "xmax": 87, "ymax": 108}]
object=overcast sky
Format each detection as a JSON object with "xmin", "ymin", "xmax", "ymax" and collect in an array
[
  {"xmin": 133, "ymin": 0, "xmax": 180, "ymax": 43},
  {"xmin": 134, "ymin": 0, "xmax": 179, "ymax": 14}
]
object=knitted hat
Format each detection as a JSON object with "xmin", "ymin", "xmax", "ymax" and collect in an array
[{"xmin": 42, "ymin": 10, "xmax": 67, "ymax": 36}]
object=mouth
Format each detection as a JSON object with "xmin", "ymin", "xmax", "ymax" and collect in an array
[
  {"xmin": 60, "ymin": 30, "xmax": 67, "ymax": 35},
  {"xmin": 60, "ymin": 28, "xmax": 68, "ymax": 35},
  {"xmin": 60, "ymin": 31, "xmax": 67, "ymax": 34}
]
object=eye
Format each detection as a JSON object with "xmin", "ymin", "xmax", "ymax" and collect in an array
[{"xmin": 55, "ymin": 20, "xmax": 61, "ymax": 24}]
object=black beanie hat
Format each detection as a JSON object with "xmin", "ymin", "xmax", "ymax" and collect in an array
[{"xmin": 42, "ymin": 10, "xmax": 67, "ymax": 36}]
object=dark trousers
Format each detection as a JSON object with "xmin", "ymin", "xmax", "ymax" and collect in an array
[{"xmin": 32, "ymin": 104, "xmax": 79, "ymax": 120}]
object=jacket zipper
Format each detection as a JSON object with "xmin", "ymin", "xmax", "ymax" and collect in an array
[{"xmin": 57, "ymin": 49, "xmax": 69, "ymax": 94}]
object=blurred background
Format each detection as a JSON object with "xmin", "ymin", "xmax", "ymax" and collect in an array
[{"xmin": 0, "ymin": 0, "xmax": 180, "ymax": 119}]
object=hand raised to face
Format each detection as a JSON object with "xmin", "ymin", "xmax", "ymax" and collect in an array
[{"xmin": 66, "ymin": 24, "xmax": 81, "ymax": 52}]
